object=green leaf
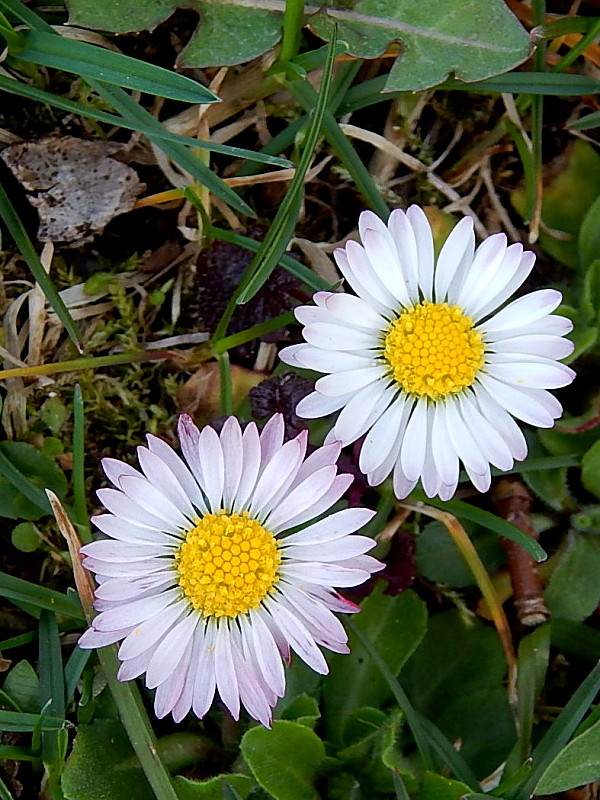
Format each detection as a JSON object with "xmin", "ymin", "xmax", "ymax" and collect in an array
[
  {"xmin": 579, "ymin": 196, "xmax": 600, "ymax": 272},
  {"xmin": 545, "ymin": 532, "xmax": 600, "ymax": 622},
  {"xmin": 173, "ymin": 775, "xmax": 254, "ymax": 800},
  {"xmin": 11, "ymin": 522, "xmax": 42, "ymax": 553},
  {"xmin": 417, "ymin": 772, "xmax": 473, "ymax": 800},
  {"xmin": 551, "ymin": 618, "xmax": 600, "ymax": 663},
  {"xmin": 310, "ymin": 0, "xmax": 530, "ymax": 92},
  {"xmin": 536, "ymin": 718, "xmax": 600, "ymax": 794},
  {"xmin": 401, "ymin": 610, "xmax": 515, "ymax": 777},
  {"xmin": 570, "ymin": 109, "xmax": 600, "ymax": 130},
  {"xmin": 3, "ymin": 660, "xmax": 40, "ymax": 713},
  {"xmin": 415, "ymin": 520, "xmax": 505, "ymax": 588},
  {"xmin": 511, "ymin": 140, "xmax": 600, "ymax": 269},
  {"xmin": 582, "ymin": 441, "xmax": 600, "ymax": 498},
  {"xmin": 0, "ymin": 572, "xmax": 84, "ymax": 620},
  {"xmin": 0, "ymin": 442, "xmax": 67, "ymax": 520},
  {"xmin": 323, "ymin": 586, "xmax": 427, "ymax": 741},
  {"xmin": 62, "ymin": 719, "xmax": 155, "ymax": 800},
  {"xmin": 280, "ymin": 693, "xmax": 321, "ymax": 729},
  {"xmin": 240, "ymin": 720, "xmax": 325, "ymax": 800},
  {"xmin": 0, "ymin": 709, "xmax": 65, "ymax": 733},
  {"xmin": 10, "ymin": 29, "xmax": 218, "ymax": 102},
  {"xmin": 522, "ymin": 467, "xmax": 571, "ymax": 512},
  {"xmin": 68, "ymin": 0, "xmax": 529, "ymax": 91}
]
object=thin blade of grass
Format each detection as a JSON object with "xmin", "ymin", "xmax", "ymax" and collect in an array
[
  {"xmin": 0, "ymin": 179, "xmax": 83, "ymax": 351},
  {"xmin": 0, "ymin": 75, "xmax": 290, "ymax": 166},
  {"xmin": 10, "ymin": 29, "xmax": 218, "ymax": 103},
  {"xmin": 422, "ymin": 498, "xmax": 547, "ymax": 561},
  {"xmin": 347, "ymin": 618, "xmax": 480, "ymax": 789},
  {"xmin": 72, "ymin": 384, "xmax": 91, "ymax": 539},
  {"xmin": 0, "ymin": 573, "xmax": 84, "ymax": 620},
  {"xmin": 0, "ymin": 446, "xmax": 51, "ymax": 514},
  {"xmin": 64, "ymin": 646, "xmax": 91, "ymax": 704},
  {"xmin": 232, "ymin": 30, "xmax": 339, "ymax": 307},
  {"xmin": 0, "ymin": 709, "xmax": 65, "ymax": 733},
  {"xmin": 507, "ymin": 659, "xmax": 600, "ymax": 799},
  {"xmin": 38, "ymin": 610, "xmax": 65, "ymax": 719}
]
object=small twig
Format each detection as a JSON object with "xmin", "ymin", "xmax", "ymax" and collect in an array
[{"xmin": 491, "ymin": 479, "xmax": 550, "ymax": 628}]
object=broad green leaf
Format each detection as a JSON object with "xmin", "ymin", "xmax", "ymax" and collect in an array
[
  {"xmin": 240, "ymin": 720, "xmax": 325, "ymax": 800},
  {"xmin": 173, "ymin": 775, "xmax": 254, "ymax": 800},
  {"xmin": 68, "ymin": 0, "xmax": 530, "ymax": 91},
  {"xmin": 545, "ymin": 532, "xmax": 600, "ymax": 621},
  {"xmin": 417, "ymin": 772, "xmax": 473, "ymax": 800},
  {"xmin": 522, "ymin": 467, "xmax": 571, "ymax": 512},
  {"xmin": 536, "ymin": 718, "xmax": 600, "ymax": 794},
  {"xmin": 512, "ymin": 140, "xmax": 600, "ymax": 269},
  {"xmin": 401, "ymin": 610, "xmax": 515, "ymax": 777},
  {"xmin": 62, "ymin": 719, "xmax": 154, "ymax": 800},
  {"xmin": 280, "ymin": 693, "xmax": 321, "ymax": 729},
  {"xmin": 580, "ymin": 196, "xmax": 600, "ymax": 272},
  {"xmin": 3, "ymin": 660, "xmax": 39, "ymax": 713},
  {"xmin": 324, "ymin": 587, "xmax": 427, "ymax": 741},
  {"xmin": 582, "ymin": 441, "xmax": 600, "ymax": 499},
  {"xmin": 11, "ymin": 522, "xmax": 42, "ymax": 552},
  {"xmin": 0, "ymin": 442, "xmax": 66, "ymax": 520},
  {"xmin": 10, "ymin": 29, "xmax": 218, "ymax": 102},
  {"xmin": 415, "ymin": 520, "xmax": 505, "ymax": 588}
]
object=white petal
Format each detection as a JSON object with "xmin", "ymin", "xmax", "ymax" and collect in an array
[
  {"xmin": 333, "ymin": 381, "xmax": 395, "ymax": 445},
  {"xmin": 392, "ymin": 463, "xmax": 418, "ymax": 499},
  {"xmin": 479, "ymin": 289, "xmax": 562, "ymax": 336},
  {"xmin": 473, "ymin": 385, "xmax": 528, "ymax": 460},
  {"xmin": 97, "ymin": 488, "xmax": 176, "ymax": 533},
  {"xmin": 283, "ymin": 561, "xmax": 371, "ymax": 587},
  {"xmin": 101, "ymin": 458, "xmax": 141, "ymax": 488},
  {"xmin": 458, "ymin": 392, "xmax": 513, "ymax": 470},
  {"xmin": 430, "ymin": 402, "xmax": 460, "ymax": 488},
  {"xmin": 444, "ymin": 396, "xmax": 489, "ymax": 475},
  {"xmin": 362, "ymin": 227, "xmax": 412, "ymax": 307},
  {"xmin": 360, "ymin": 395, "xmax": 412, "ymax": 475},
  {"xmin": 452, "ymin": 232, "xmax": 507, "ymax": 309},
  {"xmin": 290, "ymin": 440, "xmax": 341, "ymax": 489},
  {"xmin": 407, "ymin": 205, "xmax": 435, "ymax": 300},
  {"xmin": 400, "ymin": 398, "xmax": 429, "ymax": 481},
  {"xmin": 283, "ymin": 507, "xmax": 375, "ymax": 546},
  {"xmin": 93, "ymin": 589, "xmax": 182, "ymax": 632},
  {"xmin": 118, "ymin": 476, "xmax": 192, "ymax": 530},
  {"xmin": 268, "ymin": 474, "xmax": 353, "ymax": 533},
  {"xmin": 259, "ymin": 414, "xmax": 285, "ymax": 468},
  {"xmin": 277, "ymin": 587, "xmax": 348, "ymax": 652},
  {"xmin": 245, "ymin": 611, "xmax": 285, "ymax": 697},
  {"xmin": 434, "ymin": 217, "xmax": 475, "ymax": 301},
  {"xmin": 197, "ymin": 426, "xmax": 225, "ymax": 512},
  {"xmin": 485, "ymin": 360, "xmax": 575, "ymax": 389},
  {"xmin": 388, "ymin": 208, "xmax": 420, "ymax": 303},
  {"xmin": 264, "ymin": 598, "xmax": 328, "ymax": 674},
  {"xmin": 484, "ymin": 313, "xmax": 573, "ymax": 342},
  {"xmin": 214, "ymin": 621, "xmax": 240, "ymax": 720},
  {"xmin": 342, "ymin": 240, "xmax": 399, "ymax": 311},
  {"xmin": 136, "ymin": 447, "xmax": 197, "ymax": 518},
  {"xmin": 324, "ymin": 292, "xmax": 390, "ymax": 329},
  {"xmin": 95, "ymin": 572, "xmax": 176, "ymax": 603},
  {"xmin": 83, "ymin": 557, "xmax": 171, "ymax": 579},
  {"xmin": 359, "ymin": 209, "xmax": 391, "ymax": 242},
  {"xmin": 92, "ymin": 513, "xmax": 179, "ymax": 545},
  {"xmin": 220, "ymin": 417, "xmax": 244, "ymax": 511},
  {"xmin": 303, "ymin": 322, "xmax": 379, "ymax": 351},
  {"xmin": 476, "ymin": 374, "xmax": 562, "ymax": 427},
  {"xmin": 264, "ymin": 465, "xmax": 336, "ymax": 531},
  {"xmin": 487, "ymin": 333, "xmax": 574, "ymax": 360},
  {"xmin": 78, "ymin": 625, "xmax": 135, "ymax": 649},
  {"xmin": 471, "ymin": 247, "xmax": 536, "ymax": 322},
  {"xmin": 147, "ymin": 433, "xmax": 208, "ymax": 515},
  {"xmin": 80, "ymin": 540, "xmax": 172, "ymax": 561},
  {"xmin": 250, "ymin": 433, "xmax": 306, "ymax": 519},
  {"xmin": 172, "ymin": 626, "xmax": 206, "ymax": 722},
  {"xmin": 145, "ymin": 612, "xmax": 199, "ymax": 689},
  {"xmin": 232, "ymin": 422, "xmax": 261, "ymax": 511},
  {"xmin": 296, "ymin": 390, "xmax": 356, "ymax": 419},
  {"xmin": 316, "ymin": 366, "xmax": 387, "ymax": 397},
  {"xmin": 284, "ymin": 535, "xmax": 374, "ymax": 562},
  {"xmin": 192, "ymin": 623, "xmax": 216, "ymax": 719},
  {"xmin": 290, "ymin": 346, "xmax": 376, "ymax": 374},
  {"xmin": 177, "ymin": 414, "xmax": 203, "ymax": 483}
]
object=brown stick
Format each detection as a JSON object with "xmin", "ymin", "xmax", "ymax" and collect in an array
[{"xmin": 491, "ymin": 479, "xmax": 550, "ymax": 627}]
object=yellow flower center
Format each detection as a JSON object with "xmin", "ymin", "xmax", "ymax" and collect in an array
[
  {"xmin": 176, "ymin": 511, "xmax": 281, "ymax": 618},
  {"xmin": 383, "ymin": 301, "xmax": 484, "ymax": 400}
]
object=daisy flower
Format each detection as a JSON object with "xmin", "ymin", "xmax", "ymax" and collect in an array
[
  {"xmin": 280, "ymin": 207, "xmax": 575, "ymax": 501},
  {"xmin": 78, "ymin": 414, "xmax": 382, "ymax": 726}
]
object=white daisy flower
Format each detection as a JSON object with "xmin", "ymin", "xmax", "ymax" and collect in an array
[
  {"xmin": 78, "ymin": 414, "xmax": 382, "ymax": 726},
  {"xmin": 280, "ymin": 207, "xmax": 575, "ymax": 501}
]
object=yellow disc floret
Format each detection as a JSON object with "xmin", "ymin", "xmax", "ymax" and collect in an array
[
  {"xmin": 176, "ymin": 511, "xmax": 281, "ymax": 618},
  {"xmin": 383, "ymin": 301, "xmax": 484, "ymax": 400}
]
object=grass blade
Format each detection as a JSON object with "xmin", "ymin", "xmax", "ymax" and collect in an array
[
  {"xmin": 0, "ymin": 710, "xmax": 65, "ymax": 733},
  {"xmin": 38, "ymin": 611, "xmax": 65, "ymax": 719},
  {"xmin": 0, "ymin": 75, "xmax": 290, "ymax": 166},
  {"xmin": 11, "ymin": 29, "xmax": 218, "ymax": 103},
  {"xmin": 72, "ymin": 384, "xmax": 91, "ymax": 539},
  {"xmin": 0, "ymin": 179, "xmax": 83, "ymax": 351},
  {"xmin": 0, "ymin": 572, "xmax": 84, "ymax": 620}
]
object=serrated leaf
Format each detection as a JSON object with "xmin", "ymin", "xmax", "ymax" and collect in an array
[
  {"xmin": 579, "ymin": 196, "xmax": 600, "ymax": 272},
  {"xmin": 536, "ymin": 718, "xmax": 600, "ymax": 794},
  {"xmin": 310, "ymin": 0, "xmax": 530, "ymax": 91},
  {"xmin": 240, "ymin": 720, "xmax": 325, "ymax": 800},
  {"xmin": 68, "ymin": 0, "xmax": 530, "ymax": 91},
  {"xmin": 324, "ymin": 586, "xmax": 427, "ymax": 742},
  {"xmin": 545, "ymin": 532, "xmax": 600, "ymax": 622},
  {"xmin": 522, "ymin": 467, "xmax": 571, "ymax": 512},
  {"xmin": 582, "ymin": 440, "xmax": 600, "ymax": 498},
  {"xmin": 417, "ymin": 772, "xmax": 473, "ymax": 800}
]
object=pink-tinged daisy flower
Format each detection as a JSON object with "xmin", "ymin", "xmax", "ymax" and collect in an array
[
  {"xmin": 78, "ymin": 414, "xmax": 382, "ymax": 726},
  {"xmin": 280, "ymin": 207, "xmax": 575, "ymax": 501}
]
